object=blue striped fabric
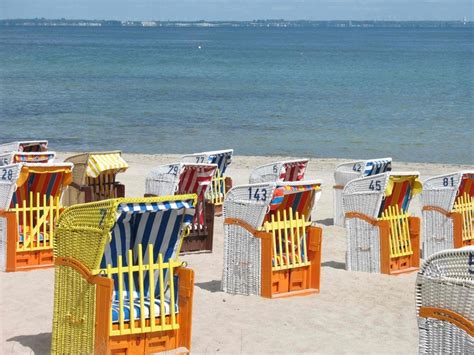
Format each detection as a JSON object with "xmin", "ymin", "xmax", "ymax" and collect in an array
[
  {"xmin": 363, "ymin": 159, "xmax": 392, "ymax": 176},
  {"xmin": 111, "ymin": 277, "xmax": 179, "ymax": 323},
  {"xmin": 208, "ymin": 151, "xmax": 232, "ymax": 174},
  {"xmin": 100, "ymin": 200, "xmax": 195, "ymax": 301}
]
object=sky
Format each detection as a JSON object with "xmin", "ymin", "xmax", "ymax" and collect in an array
[{"xmin": 1, "ymin": 0, "xmax": 472, "ymax": 21}]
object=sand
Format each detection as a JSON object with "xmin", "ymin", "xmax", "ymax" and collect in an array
[{"xmin": 1, "ymin": 153, "xmax": 472, "ymax": 354}]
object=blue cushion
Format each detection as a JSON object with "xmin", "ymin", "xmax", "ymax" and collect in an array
[{"xmin": 111, "ymin": 296, "xmax": 179, "ymax": 323}]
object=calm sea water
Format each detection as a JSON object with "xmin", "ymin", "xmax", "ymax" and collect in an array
[{"xmin": 0, "ymin": 26, "xmax": 472, "ymax": 163}]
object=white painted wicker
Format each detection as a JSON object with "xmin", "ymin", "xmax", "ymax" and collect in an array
[
  {"xmin": 0, "ymin": 216, "xmax": 6, "ymax": 272},
  {"xmin": 415, "ymin": 247, "xmax": 474, "ymax": 354},
  {"xmin": 181, "ymin": 149, "xmax": 233, "ymax": 171},
  {"xmin": 222, "ymin": 180, "xmax": 322, "ymax": 296},
  {"xmin": 0, "ymin": 152, "xmax": 56, "ymax": 166},
  {"xmin": 248, "ymin": 158, "xmax": 308, "ymax": 184},
  {"xmin": 0, "ymin": 140, "xmax": 48, "ymax": 153},
  {"xmin": 333, "ymin": 158, "xmax": 392, "ymax": 226},
  {"xmin": 145, "ymin": 162, "xmax": 217, "ymax": 196},
  {"xmin": 422, "ymin": 171, "xmax": 474, "ymax": 258},
  {"xmin": 342, "ymin": 171, "xmax": 419, "ymax": 273}
]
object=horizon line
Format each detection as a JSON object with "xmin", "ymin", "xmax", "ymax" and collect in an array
[{"xmin": 1, "ymin": 18, "xmax": 472, "ymax": 23}]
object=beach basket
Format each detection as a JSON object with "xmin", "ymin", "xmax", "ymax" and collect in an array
[
  {"xmin": 0, "ymin": 140, "xmax": 49, "ymax": 153},
  {"xmin": 343, "ymin": 171, "xmax": 422, "ymax": 275},
  {"xmin": 333, "ymin": 158, "xmax": 392, "ymax": 226},
  {"xmin": 422, "ymin": 171, "xmax": 474, "ymax": 258},
  {"xmin": 249, "ymin": 158, "xmax": 308, "ymax": 184},
  {"xmin": 222, "ymin": 180, "xmax": 323, "ymax": 298},
  {"xmin": 145, "ymin": 162, "xmax": 217, "ymax": 253},
  {"xmin": 62, "ymin": 151, "xmax": 128, "ymax": 206},
  {"xmin": 0, "ymin": 151, "xmax": 56, "ymax": 166},
  {"xmin": 0, "ymin": 162, "xmax": 73, "ymax": 272},
  {"xmin": 181, "ymin": 149, "xmax": 233, "ymax": 216},
  {"xmin": 51, "ymin": 195, "xmax": 196, "ymax": 354},
  {"xmin": 415, "ymin": 247, "xmax": 474, "ymax": 353}
]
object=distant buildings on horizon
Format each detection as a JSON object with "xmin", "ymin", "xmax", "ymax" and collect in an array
[{"xmin": 0, "ymin": 19, "xmax": 472, "ymax": 28}]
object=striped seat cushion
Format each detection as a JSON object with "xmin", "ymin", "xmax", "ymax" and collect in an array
[
  {"xmin": 101, "ymin": 200, "xmax": 194, "ymax": 300},
  {"xmin": 111, "ymin": 297, "xmax": 179, "ymax": 323}
]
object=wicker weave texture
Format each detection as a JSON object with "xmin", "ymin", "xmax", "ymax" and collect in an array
[
  {"xmin": 422, "ymin": 172, "xmax": 462, "ymax": 211},
  {"xmin": 422, "ymin": 210, "xmax": 454, "ymax": 258},
  {"xmin": 52, "ymin": 199, "xmax": 116, "ymax": 354},
  {"xmin": 222, "ymin": 183, "xmax": 276, "ymax": 295},
  {"xmin": 249, "ymin": 162, "xmax": 284, "ymax": 184},
  {"xmin": 415, "ymin": 247, "xmax": 474, "ymax": 354},
  {"xmin": 421, "ymin": 172, "xmax": 472, "ymax": 258},
  {"xmin": 342, "ymin": 173, "xmax": 390, "ymax": 219},
  {"xmin": 334, "ymin": 159, "xmax": 392, "ymax": 226},
  {"xmin": 0, "ymin": 216, "xmax": 6, "ymax": 272},
  {"xmin": 145, "ymin": 163, "xmax": 181, "ymax": 196},
  {"xmin": 222, "ymin": 224, "xmax": 261, "ymax": 295},
  {"xmin": 333, "ymin": 161, "xmax": 364, "ymax": 226},
  {"xmin": 345, "ymin": 218, "xmax": 381, "ymax": 273},
  {"xmin": 0, "ymin": 164, "xmax": 22, "ymax": 209}
]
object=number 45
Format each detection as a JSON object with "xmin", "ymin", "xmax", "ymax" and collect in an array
[{"xmin": 369, "ymin": 180, "xmax": 382, "ymax": 191}]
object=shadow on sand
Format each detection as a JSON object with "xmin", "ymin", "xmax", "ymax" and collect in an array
[
  {"xmin": 315, "ymin": 218, "xmax": 334, "ymax": 226},
  {"xmin": 322, "ymin": 261, "xmax": 346, "ymax": 270},
  {"xmin": 195, "ymin": 280, "xmax": 222, "ymax": 293},
  {"xmin": 7, "ymin": 332, "xmax": 51, "ymax": 354}
]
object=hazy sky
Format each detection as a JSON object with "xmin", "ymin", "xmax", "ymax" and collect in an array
[{"xmin": 1, "ymin": 0, "xmax": 472, "ymax": 21}]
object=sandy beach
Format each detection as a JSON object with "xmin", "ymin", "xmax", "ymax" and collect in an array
[{"xmin": 1, "ymin": 153, "xmax": 473, "ymax": 354}]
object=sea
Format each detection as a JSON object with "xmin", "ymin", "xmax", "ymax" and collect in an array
[{"xmin": 0, "ymin": 26, "xmax": 472, "ymax": 164}]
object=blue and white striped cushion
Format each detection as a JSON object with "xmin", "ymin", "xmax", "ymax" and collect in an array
[
  {"xmin": 111, "ymin": 297, "xmax": 179, "ymax": 323},
  {"xmin": 364, "ymin": 159, "xmax": 392, "ymax": 176},
  {"xmin": 209, "ymin": 152, "xmax": 232, "ymax": 175},
  {"xmin": 100, "ymin": 200, "xmax": 195, "ymax": 301}
]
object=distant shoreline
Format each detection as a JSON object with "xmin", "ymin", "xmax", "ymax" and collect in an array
[{"xmin": 1, "ymin": 19, "xmax": 472, "ymax": 28}]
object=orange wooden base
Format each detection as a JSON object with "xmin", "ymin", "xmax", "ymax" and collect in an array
[
  {"xmin": 261, "ymin": 226, "xmax": 322, "ymax": 298},
  {"xmin": 379, "ymin": 216, "xmax": 420, "ymax": 275},
  {"xmin": 109, "ymin": 329, "xmax": 182, "ymax": 354},
  {"xmin": 2, "ymin": 211, "xmax": 54, "ymax": 272},
  {"xmin": 93, "ymin": 267, "xmax": 194, "ymax": 354}
]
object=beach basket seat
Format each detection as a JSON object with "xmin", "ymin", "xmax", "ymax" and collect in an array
[
  {"xmin": 422, "ymin": 171, "xmax": 474, "ymax": 258},
  {"xmin": 145, "ymin": 162, "xmax": 217, "ymax": 253},
  {"xmin": 51, "ymin": 195, "xmax": 196, "ymax": 354},
  {"xmin": 181, "ymin": 149, "xmax": 233, "ymax": 215},
  {"xmin": 415, "ymin": 247, "xmax": 474, "ymax": 354},
  {"xmin": 333, "ymin": 158, "xmax": 392, "ymax": 226},
  {"xmin": 0, "ymin": 162, "xmax": 73, "ymax": 272},
  {"xmin": 63, "ymin": 151, "xmax": 128, "ymax": 206},
  {"xmin": 0, "ymin": 140, "xmax": 49, "ymax": 153},
  {"xmin": 249, "ymin": 158, "xmax": 309, "ymax": 184},
  {"xmin": 342, "ymin": 171, "xmax": 422, "ymax": 275},
  {"xmin": 222, "ymin": 180, "xmax": 323, "ymax": 298},
  {"xmin": 0, "ymin": 151, "xmax": 56, "ymax": 166}
]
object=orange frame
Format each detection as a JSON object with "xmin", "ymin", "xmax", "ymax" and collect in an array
[
  {"xmin": 225, "ymin": 217, "xmax": 322, "ymax": 298},
  {"xmin": 422, "ymin": 206, "xmax": 473, "ymax": 249},
  {"xmin": 1, "ymin": 210, "xmax": 56, "ymax": 272},
  {"xmin": 260, "ymin": 226, "xmax": 323, "ymax": 298},
  {"xmin": 346, "ymin": 212, "xmax": 420, "ymax": 275},
  {"xmin": 95, "ymin": 268, "xmax": 194, "ymax": 354}
]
